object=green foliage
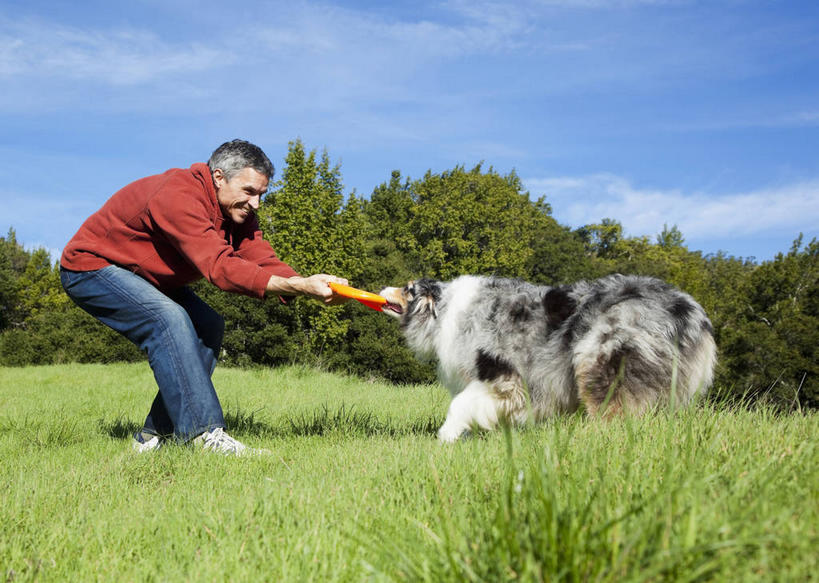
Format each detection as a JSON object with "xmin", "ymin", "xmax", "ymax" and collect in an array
[
  {"xmin": 190, "ymin": 281, "xmax": 305, "ymax": 368},
  {"xmin": 384, "ymin": 165, "xmax": 548, "ymax": 279},
  {"xmin": 330, "ymin": 304, "xmax": 436, "ymax": 384},
  {"xmin": 0, "ymin": 308, "xmax": 142, "ymax": 366},
  {"xmin": 0, "ymin": 228, "xmax": 32, "ymax": 330},
  {"xmin": 0, "ymin": 229, "xmax": 141, "ymax": 366},
  {"xmin": 527, "ymin": 211, "xmax": 602, "ymax": 285},
  {"xmin": 577, "ymin": 218, "xmax": 624, "ymax": 259},
  {"xmin": 257, "ymin": 140, "xmax": 370, "ymax": 355},
  {"xmin": 657, "ymin": 223, "xmax": 686, "ymax": 248},
  {"xmin": 362, "ymin": 171, "xmax": 418, "ymax": 287},
  {"xmin": 18, "ymin": 249, "xmax": 69, "ymax": 319},
  {"xmin": 716, "ymin": 237, "xmax": 819, "ymax": 407}
]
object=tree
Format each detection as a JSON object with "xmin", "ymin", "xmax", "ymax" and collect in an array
[
  {"xmin": 380, "ymin": 164, "xmax": 550, "ymax": 280},
  {"xmin": 0, "ymin": 308, "xmax": 143, "ymax": 366},
  {"xmin": 717, "ymin": 237, "xmax": 819, "ymax": 407},
  {"xmin": 1, "ymin": 147, "xmax": 817, "ymax": 407},
  {"xmin": 656, "ymin": 224, "xmax": 686, "ymax": 249},
  {"xmin": 0, "ymin": 229, "xmax": 142, "ymax": 366},
  {"xmin": 17, "ymin": 249, "xmax": 69, "ymax": 320},
  {"xmin": 362, "ymin": 171, "xmax": 417, "ymax": 288},
  {"xmin": 527, "ymin": 201, "xmax": 600, "ymax": 286},
  {"xmin": 257, "ymin": 140, "xmax": 370, "ymax": 356},
  {"xmin": 0, "ymin": 228, "xmax": 30, "ymax": 331},
  {"xmin": 577, "ymin": 218, "xmax": 624, "ymax": 260}
]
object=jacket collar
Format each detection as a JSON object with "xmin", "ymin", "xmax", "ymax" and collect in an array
[{"xmin": 190, "ymin": 162, "xmax": 225, "ymax": 229}]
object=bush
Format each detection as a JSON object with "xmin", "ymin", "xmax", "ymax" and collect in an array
[
  {"xmin": 328, "ymin": 305, "xmax": 436, "ymax": 384},
  {"xmin": 0, "ymin": 308, "xmax": 142, "ymax": 366}
]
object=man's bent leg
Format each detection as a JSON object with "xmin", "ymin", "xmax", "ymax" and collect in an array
[
  {"xmin": 143, "ymin": 287, "xmax": 225, "ymax": 437},
  {"xmin": 170, "ymin": 287, "xmax": 225, "ymax": 375},
  {"xmin": 60, "ymin": 266, "xmax": 226, "ymax": 442}
]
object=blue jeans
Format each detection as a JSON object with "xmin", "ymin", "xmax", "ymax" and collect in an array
[{"xmin": 60, "ymin": 265, "xmax": 226, "ymax": 442}]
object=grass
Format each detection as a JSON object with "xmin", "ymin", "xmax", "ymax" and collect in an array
[{"xmin": 0, "ymin": 363, "xmax": 816, "ymax": 582}]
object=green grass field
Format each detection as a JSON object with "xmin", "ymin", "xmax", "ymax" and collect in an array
[{"xmin": 1, "ymin": 363, "xmax": 816, "ymax": 582}]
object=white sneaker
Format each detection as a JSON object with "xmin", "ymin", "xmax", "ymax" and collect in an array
[
  {"xmin": 194, "ymin": 427, "xmax": 268, "ymax": 456},
  {"xmin": 132, "ymin": 432, "xmax": 163, "ymax": 453}
]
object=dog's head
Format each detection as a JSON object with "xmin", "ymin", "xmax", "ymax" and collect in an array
[{"xmin": 379, "ymin": 279, "xmax": 443, "ymax": 323}]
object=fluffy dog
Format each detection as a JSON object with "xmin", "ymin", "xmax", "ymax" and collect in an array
[{"xmin": 380, "ymin": 275, "xmax": 716, "ymax": 442}]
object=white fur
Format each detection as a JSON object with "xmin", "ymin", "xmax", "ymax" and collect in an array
[
  {"xmin": 437, "ymin": 380, "xmax": 500, "ymax": 442},
  {"xmin": 434, "ymin": 276, "xmax": 481, "ymax": 395}
]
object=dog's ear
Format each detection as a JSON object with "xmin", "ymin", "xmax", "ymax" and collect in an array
[
  {"xmin": 414, "ymin": 296, "xmax": 438, "ymax": 319},
  {"xmin": 408, "ymin": 295, "xmax": 438, "ymax": 319},
  {"xmin": 407, "ymin": 279, "xmax": 440, "ymax": 319},
  {"xmin": 543, "ymin": 286, "xmax": 576, "ymax": 328}
]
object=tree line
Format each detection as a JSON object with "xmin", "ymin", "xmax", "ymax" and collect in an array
[{"xmin": 1, "ymin": 140, "xmax": 816, "ymax": 408}]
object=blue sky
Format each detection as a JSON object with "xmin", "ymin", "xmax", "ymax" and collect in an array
[{"xmin": 2, "ymin": 0, "xmax": 818, "ymax": 263}]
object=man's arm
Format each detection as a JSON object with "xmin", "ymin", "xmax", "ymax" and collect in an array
[{"xmin": 266, "ymin": 274, "xmax": 350, "ymax": 305}]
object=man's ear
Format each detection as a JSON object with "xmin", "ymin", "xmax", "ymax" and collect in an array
[{"xmin": 212, "ymin": 168, "xmax": 225, "ymax": 190}]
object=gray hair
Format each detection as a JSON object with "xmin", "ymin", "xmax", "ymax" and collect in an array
[{"xmin": 208, "ymin": 139, "xmax": 275, "ymax": 182}]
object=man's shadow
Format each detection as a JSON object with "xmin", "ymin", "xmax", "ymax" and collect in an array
[{"xmin": 99, "ymin": 406, "xmax": 441, "ymax": 440}]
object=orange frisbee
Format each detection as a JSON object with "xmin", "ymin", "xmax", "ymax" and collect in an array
[{"xmin": 329, "ymin": 282, "xmax": 387, "ymax": 311}]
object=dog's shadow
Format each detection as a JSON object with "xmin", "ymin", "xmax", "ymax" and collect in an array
[{"xmin": 99, "ymin": 405, "xmax": 441, "ymax": 440}]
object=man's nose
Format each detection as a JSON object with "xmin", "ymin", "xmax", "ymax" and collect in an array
[{"xmin": 249, "ymin": 195, "xmax": 261, "ymax": 210}]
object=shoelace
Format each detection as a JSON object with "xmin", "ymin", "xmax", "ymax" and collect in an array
[{"xmin": 202, "ymin": 428, "xmax": 247, "ymax": 454}]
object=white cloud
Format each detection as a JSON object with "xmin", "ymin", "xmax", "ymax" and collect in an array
[
  {"xmin": 525, "ymin": 174, "xmax": 819, "ymax": 241},
  {"xmin": 0, "ymin": 19, "xmax": 225, "ymax": 85},
  {"xmin": 660, "ymin": 110, "xmax": 819, "ymax": 133},
  {"xmin": 0, "ymin": 4, "xmax": 540, "ymax": 116},
  {"xmin": 255, "ymin": 2, "xmax": 534, "ymax": 70}
]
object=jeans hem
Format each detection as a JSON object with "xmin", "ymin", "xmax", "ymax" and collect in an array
[{"xmin": 177, "ymin": 423, "xmax": 226, "ymax": 445}]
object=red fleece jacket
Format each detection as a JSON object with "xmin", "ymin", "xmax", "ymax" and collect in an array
[{"xmin": 61, "ymin": 163, "xmax": 299, "ymax": 299}]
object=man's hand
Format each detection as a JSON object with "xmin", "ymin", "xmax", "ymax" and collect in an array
[
  {"xmin": 298, "ymin": 274, "xmax": 350, "ymax": 305},
  {"xmin": 266, "ymin": 274, "xmax": 351, "ymax": 305}
]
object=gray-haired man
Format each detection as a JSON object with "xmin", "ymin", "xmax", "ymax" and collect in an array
[{"xmin": 61, "ymin": 139, "xmax": 348, "ymax": 454}]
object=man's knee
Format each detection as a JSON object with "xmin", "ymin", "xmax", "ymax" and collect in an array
[{"xmin": 155, "ymin": 301, "xmax": 197, "ymax": 338}]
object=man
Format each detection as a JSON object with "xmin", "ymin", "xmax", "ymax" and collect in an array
[{"xmin": 60, "ymin": 139, "xmax": 348, "ymax": 455}]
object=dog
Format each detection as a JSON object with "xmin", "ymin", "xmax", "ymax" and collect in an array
[{"xmin": 380, "ymin": 274, "xmax": 716, "ymax": 442}]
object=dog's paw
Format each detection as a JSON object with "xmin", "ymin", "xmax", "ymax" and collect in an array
[{"xmin": 437, "ymin": 425, "xmax": 464, "ymax": 443}]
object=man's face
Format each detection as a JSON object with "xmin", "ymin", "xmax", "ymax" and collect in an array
[{"xmin": 213, "ymin": 167, "xmax": 269, "ymax": 224}]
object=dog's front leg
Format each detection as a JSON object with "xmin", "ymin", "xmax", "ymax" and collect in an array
[{"xmin": 438, "ymin": 381, "xmax": 500, "ymax": 443}]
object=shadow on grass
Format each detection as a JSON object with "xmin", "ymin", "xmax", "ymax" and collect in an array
[
  {"xmin": 99, "ymin": 415, "xmax": 142, "ymax": 440},
  {"xmin": 98, "ymin": 405, "xmax": 441, "ymax": 440},
  {"xmin": 281, "ymin": 404, "xmax": 441, "ymax": 438}
]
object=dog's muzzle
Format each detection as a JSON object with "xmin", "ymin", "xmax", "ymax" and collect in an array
[{"xmin": 382, "ymin": 302, "xmax": 403, "ymax": 315}]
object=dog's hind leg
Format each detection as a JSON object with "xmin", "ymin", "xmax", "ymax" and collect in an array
[
  {"xmin": 575, "ymin": 345, "xmax": 669, "ymax": 418},
  {"xmin": 438, "ymin": 381, "xmax": 503, "ymax": 443}
]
